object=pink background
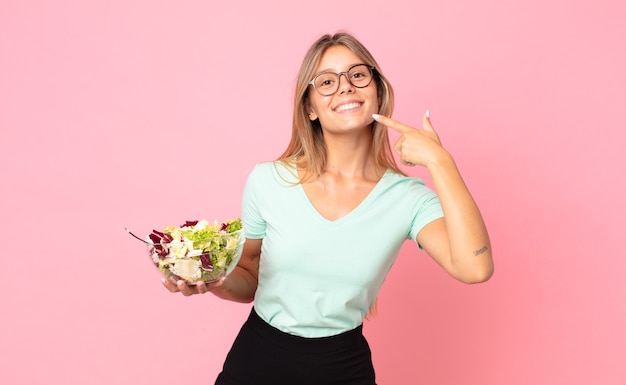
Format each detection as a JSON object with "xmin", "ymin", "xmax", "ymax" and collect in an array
[{"xmin": 1, "ymin": 1, "xmax": 624, "ymax": 384}]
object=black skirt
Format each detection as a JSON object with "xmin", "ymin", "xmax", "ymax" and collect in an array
[{"xmin": 215, "ymin": 307, "xmax": 377, "ymax": 385}]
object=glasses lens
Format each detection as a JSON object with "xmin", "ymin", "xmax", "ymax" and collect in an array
[
  {"xmin": 348, "ymin": 65, "xmax": 373, "ymax": 88},
  {"xmin": 313, "ymin": 73, "xmax": 338, "ymax": 96}
]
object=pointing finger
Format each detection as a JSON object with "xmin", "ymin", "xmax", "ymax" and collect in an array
[{"xmin": 372, "ymin": 114, "xmax": 414, "ymax": 134}]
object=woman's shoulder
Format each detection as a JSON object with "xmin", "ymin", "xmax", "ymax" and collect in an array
[
  {"xmin": 381, "ymin": 169, "xmax": 426, "ymax": 186},
  {"xmin": 377, "ymin": 169, "xmax": 436, "ymax": 198},
  {"xmin": 250, "ymin": 160, "xmax": 296, "ymax": 174},
  {"xmin": 247, "ymin": 160, "xmax": 299, "ymax": 184}
]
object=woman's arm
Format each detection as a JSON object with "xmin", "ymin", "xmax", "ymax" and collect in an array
[
  {"xmin": 416, "ymin": 153, "xmax": 493, "ymax": 283},
  {"xmin": 162, "ymin": 238, "xmax": 262, "ymax": 301},
  {"xmin": 373, "ymin": 112, "xmax": 494, "ymax": 283}
]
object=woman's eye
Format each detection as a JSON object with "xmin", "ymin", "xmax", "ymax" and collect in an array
[{"xmin": 317, "ymin": 77, "xmax": 335, "ymax": 88}]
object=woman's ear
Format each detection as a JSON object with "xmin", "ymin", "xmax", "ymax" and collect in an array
[{"xmin": 306, "ymin": 100, "xmax": 318, "ymax": 121}]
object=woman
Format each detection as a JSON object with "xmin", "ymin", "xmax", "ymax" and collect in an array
[{"xmin": 163, "ymin": 32, "xmax": 494, "ymax": 384}]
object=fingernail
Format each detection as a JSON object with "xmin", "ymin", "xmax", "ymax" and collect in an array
[
  {"xmin": 160, "ymin": 277, "xmax": 166, "ymax": 284},
  {"xmin": 177, "ymin": 281, "xmax": 184, "ymax": 287},
  {"xmin": 425, "ymin": 109, "xmax": 430, "ymax": 119},
  {"xmin": 372, "ymin": 113, "xmax": 380, "ymax": 119}
]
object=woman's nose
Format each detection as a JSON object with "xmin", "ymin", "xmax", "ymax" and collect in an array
[{"xmin": 337, "ymin": 73, "xmax": 355, "ymax": 94}]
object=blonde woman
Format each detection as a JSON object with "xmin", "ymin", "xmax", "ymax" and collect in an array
[{"xmin": 164, "ymin": 32, "xmax": 494, "ymax": 385}]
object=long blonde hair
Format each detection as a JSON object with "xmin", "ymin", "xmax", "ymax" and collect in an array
[{"xmin": 278, "ymin": 32, "xmax": 404, "ymax": 181}]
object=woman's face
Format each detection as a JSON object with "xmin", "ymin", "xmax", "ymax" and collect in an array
[{"xmin": 307, "ymin": 45, "xmax": 379, "ymax": 134}]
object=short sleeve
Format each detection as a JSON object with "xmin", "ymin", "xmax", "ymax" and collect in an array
[
  {"xmin": 241, "ymin": 164, "xmax": 267, "ymax": 239},
  {"xmin": 407, "ymin": 179, "xmax": 444, "ymax": 246}
]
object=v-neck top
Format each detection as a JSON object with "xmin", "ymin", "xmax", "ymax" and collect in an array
[{"xmin": 241, "ymin": 161, "xmax": 443, "ymax": 337}]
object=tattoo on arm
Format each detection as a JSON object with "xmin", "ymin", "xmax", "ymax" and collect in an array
[{"xmin": 473, "ymin": 246, "xmax": 488, "ymax": 256}]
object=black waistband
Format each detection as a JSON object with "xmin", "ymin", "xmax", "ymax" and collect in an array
[{"xmin": 246, "ymin": 307, "xmax": 365, "ymax": 354}]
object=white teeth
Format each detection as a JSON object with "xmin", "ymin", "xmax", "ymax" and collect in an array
[{"xmin": 335, "ymin": 102, "xmax": 361, "ymax": 112}]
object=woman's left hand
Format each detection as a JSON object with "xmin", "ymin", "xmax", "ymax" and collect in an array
[{"xmin": 372, "ymin": 111, "xmax": 446, "ymax": 168}]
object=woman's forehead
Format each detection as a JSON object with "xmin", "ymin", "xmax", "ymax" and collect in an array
[{"xmin": 315, "ymin": 45, "xmax": 362, "ymax": 73}]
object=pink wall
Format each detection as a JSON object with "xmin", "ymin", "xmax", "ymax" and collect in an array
[{"xmin": 1, "ymin": 1, "xmax": 624, "ymax": 384}]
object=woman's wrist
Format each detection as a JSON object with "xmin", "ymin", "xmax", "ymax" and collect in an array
[
  {"xmin": 425, "ymin": 148, "xmax": 455, "ymax": 174},
  {"xmin": 211, "ymin": 268, "xmax": 256, "ymax": 303}
]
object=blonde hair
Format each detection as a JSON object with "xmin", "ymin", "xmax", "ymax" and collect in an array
[{"xmin": 278, "ymin": 32, "xmax": 404, "ymax": 181}]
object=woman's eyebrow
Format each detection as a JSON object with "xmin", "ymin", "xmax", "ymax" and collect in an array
[{"xmin": 313, "ymin": 63, "xmax": 363, "ymax": 75}]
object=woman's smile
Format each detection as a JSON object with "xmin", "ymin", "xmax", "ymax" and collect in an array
[{"xmin": 333, "ymin": 100, "xmax": 363, "ymax": 113}]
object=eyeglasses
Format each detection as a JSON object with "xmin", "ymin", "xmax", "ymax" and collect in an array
[{"xmin": 308, "ymin": 64, "xmax": 376, "ymax": 96}]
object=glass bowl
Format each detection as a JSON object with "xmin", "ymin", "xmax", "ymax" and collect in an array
[{"xmin": 127, "ymin": 224, "xmax": 245, "ymax": 284}]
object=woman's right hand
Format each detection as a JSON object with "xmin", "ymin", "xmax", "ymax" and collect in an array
[
  {"xmin": 161, "ymin": 238, "xmax": 262, "ymax": 302},
  {"xmin": 161, "ymin": 276, "xmax": 226, "ymax": 296}
]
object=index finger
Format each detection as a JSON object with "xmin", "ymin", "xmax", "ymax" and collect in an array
[{"xmin": 372, "ymin": 114, "xmax": 415, "ymax": 134}]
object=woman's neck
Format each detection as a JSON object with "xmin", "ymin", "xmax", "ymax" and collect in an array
[{"xmin": 322, "ymin": 129, "xmax": 380, "ymax": 180}]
